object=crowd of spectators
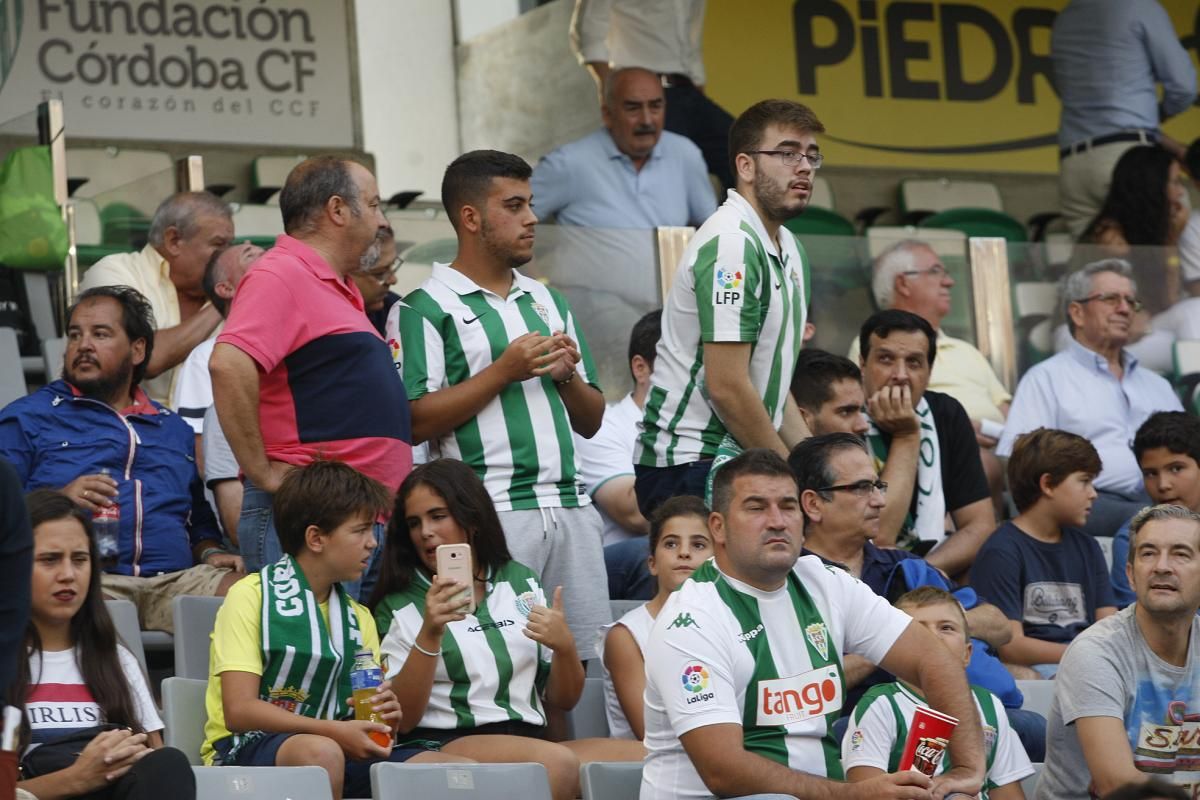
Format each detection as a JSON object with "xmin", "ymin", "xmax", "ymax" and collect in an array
[{"xmin": 3, "ymin": 1, "xmax": 1200, "ymax": 799}]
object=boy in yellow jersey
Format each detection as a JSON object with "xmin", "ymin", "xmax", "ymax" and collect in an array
[{"xmin": 201, "ymin": 461, "xmax": 462, "ymax": 799}]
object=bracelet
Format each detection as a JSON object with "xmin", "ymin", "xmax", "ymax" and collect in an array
[
  {"xmin": 413, "ymin": 641, "xmax": 442, "ymax": 658},
  {"xmin": 199, "ymin": 546, "xmax": 227, "ymax": 563},
  {"xmin": 554, "ymin": 371, "xmax": 576, "ymax": 386}
]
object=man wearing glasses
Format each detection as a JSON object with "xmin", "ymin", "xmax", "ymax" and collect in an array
[
  {"xmin": 634, "ymin": 99, "xmax": 820, "ymax": 517},
  {"xmin": 999, "ymin": 259, "xmax": 1183, "ymax": 538}
]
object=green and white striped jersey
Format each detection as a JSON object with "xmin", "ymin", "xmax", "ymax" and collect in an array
[
  {"xmin": 637, "ymin": 190, "xmax": 810, "ymax": 468},
  {"xmin": 843, "ymin": 681, "xmax": 1033, "ymax": 797},
  {"xmin": 374, "ymin": 560, "xmax": 552, "ymax": 731},
  {"xmin": 387, "ymin": 264, "xmax": 600, "ymax": 511},
  {"xmin": 640, "ymin": 556, "xmax": 911, "ymax": 800}
]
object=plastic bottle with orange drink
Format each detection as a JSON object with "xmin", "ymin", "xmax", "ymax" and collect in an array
[{"xmin": 350, "ymin": 649, "xmax": 392, "ymax": 749}]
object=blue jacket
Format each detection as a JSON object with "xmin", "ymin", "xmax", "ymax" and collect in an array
[{"xmin": 0, "ymin": 380, "xmax": 221, "ymax": 576}]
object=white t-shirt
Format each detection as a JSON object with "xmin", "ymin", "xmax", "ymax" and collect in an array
[
  {"xmin": 171, "ymin": 337, "xmax": 216, "ymax": 434},
  {"xmin": 1153, "ymin": 297, "xmax": 1200, "ymax": 341},
  {"xmin": 842, "ymin": 681, "xmax": 1033, "ymax": 798},
  {"xmin": 26, "ymin": 645, "xmax": 162, "ymax": 750},
  {"xmin": 640, "ymin": 556, "xmax": 912, "ymax": 800},
  {"xmin": 1178, "ymin": 210, "xmax": 1200, "ymax": 285},
  {"xmin": 575, "ymin": 393, "xmax": 642, "ymax": 545},
  {"xmin": 595, "ymin": 603, "xmax": 654, "ymax": 739}
]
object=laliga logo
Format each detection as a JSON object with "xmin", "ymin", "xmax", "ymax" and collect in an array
[
  {"xmin": 713, "ymin": 267, "xmax": 743, "ymax": 306},
  {"xmin": 681, "ymin": 662, "xmax": 714, "ymax": 704}
]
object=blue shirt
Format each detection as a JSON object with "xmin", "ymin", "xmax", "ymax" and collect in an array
[
  {"xmin": 530, "ymin": 128, "xmax": 716, "ymax": 228},
  {"xmin": 997, "ymin": 338, "xmax": 1183, "ymax": 495},
  {"xmin": 971, "ymin": 522, "xmax": 1117, "ymax": 646},
  {"xmin": 1110, "ymin": 519, "xmax": 1136, "ymax": 608},
  {"xmin": 1052, "ymin": 0, "xmax": 1196, "ymax": 146}
]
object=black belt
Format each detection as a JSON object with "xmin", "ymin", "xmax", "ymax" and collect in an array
[
  {"xmin": 1059, "ymin": 130, "xmax": 1158, "ymax": 159},
  {"xmin": 659, "ymin": 73, "xmax": 694, "ymax": 89}
]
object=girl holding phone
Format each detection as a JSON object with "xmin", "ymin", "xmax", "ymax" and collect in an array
[{"xmin": 369, "ymin": 459, "xmax": 641, "ymax": 800}]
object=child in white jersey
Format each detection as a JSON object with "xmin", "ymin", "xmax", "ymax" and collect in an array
[
  {"xmin": 597, "ymin": 495, "xmax": 713, "ymax": 739},
  {"xmin": 371, "ymin": 459, "xmax": 644, "ymax": 800},
  {"xmin": 842, "ymin": 587, "xmax": 1033, "ymax": 799}
]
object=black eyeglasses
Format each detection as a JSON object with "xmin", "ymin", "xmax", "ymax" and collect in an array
[
  {"xmin": 745, "ymin": 150, "xmax": 823, "ymax": 169},
  {"xmin": 1073, "ymin": 292, "xmax": 1144, "ymax": 313},
  {"xmin": 815, "ymin": 479, "xmax": 888, "ymax": 498}
]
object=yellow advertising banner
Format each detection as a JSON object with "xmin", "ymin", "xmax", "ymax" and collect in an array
[{"xmin": 704, "ymin": 0, "xmax": 1200, "ymax": 173}]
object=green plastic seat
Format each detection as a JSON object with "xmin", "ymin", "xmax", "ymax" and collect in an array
[{"xmin": 918, "ymin": 207, "xmax": 1028, "ymax": 244}]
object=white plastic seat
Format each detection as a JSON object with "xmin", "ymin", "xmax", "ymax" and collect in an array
[
  {"xmin": 901, "ymin": 178, "xmax": 1004, "ymax": 213},
  {"xmin": 173, "ymin": 595, "xmax": 223, "ymax": 680},
  {"xmin": 1016, "ymin": 679, "xmax": 1055, "ymax": 718},
  {"xmin": 567, "ymin": 678, "xmax": 610, "ymax": 739},
  {"xmin": 0, "ymin": 327, "xmax": 25, "ymax": 406},
  {"xmin": 370, "ymin": 762, "xmax": 552, "ymax": 800},
  {"xmin": 162, "ymin": 677, "xmax": 208, "ymax": 765},
  {"xmin": 580, "ymin": 761, "xmax": 643, "ymax": 800},
  {"xmin": 193, "ymin": 765, "xmax": 333, "ymax": 800}
]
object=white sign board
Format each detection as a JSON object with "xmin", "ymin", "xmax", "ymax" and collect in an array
[{"xmin": 0, "ymin": 0, "xmax": 356, "ymax": 146}]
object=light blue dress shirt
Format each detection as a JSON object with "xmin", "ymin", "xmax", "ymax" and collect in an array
[
  {"xmin": 997, "ymin": 338, "xmax": 1183, "ymax": 495},
  {"xmin": 530, "ymin": 128, "xmax": 717, "ymax": 229},
  {"xmin": 1051, "ymin": 0, "xmax": 1196, "ymax": 147}
]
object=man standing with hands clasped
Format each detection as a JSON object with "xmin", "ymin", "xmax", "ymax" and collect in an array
[{"xmin": 388, "ymin": 150, "xmax": 611, "ymax": 660}]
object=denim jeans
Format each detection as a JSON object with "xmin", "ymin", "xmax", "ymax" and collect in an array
[
  {"xmin": 634, "ymin": 459, "xmax": 714, "ymax": 519},
  {"xmin": 238, "ymin": 479, "xmax": 385, "ymax": 602},
  {"xmin": 604, "ymin": 537, "xmax": 655, "ymax": 601},
  {"xmin": 1006, "ymin": 707, "xmax": 1047, "ymax": 762}
]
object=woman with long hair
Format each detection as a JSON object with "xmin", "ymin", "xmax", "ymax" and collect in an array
[
  {"xmin": 14, "ymin": 489, "xmax": 194, "ymax": 800},
  {"xmin": 1081, "ymin": 144, "xmax": 1190, "ymax": 312},
  {"xmin": 369, "ymin": 459, "xmax": 643, "ymax": 800},
  {"xmin": 597, "ymin": 495, "xmax": 713, "ymax": 740}
]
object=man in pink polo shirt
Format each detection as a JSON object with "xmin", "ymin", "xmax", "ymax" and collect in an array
[{"xmin": 210, "ymin": 157, "xmax": 408, "ymax": 598}]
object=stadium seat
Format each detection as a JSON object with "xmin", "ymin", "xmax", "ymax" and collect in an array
[
  {"xmin": 162, "ymin": 677, "xmax": 208, "ymax": 765},
  {"xmin": 370, "ymin": 762, "xmax": 552, "ymax": 800},
  {"xmin": 1095, "ymin": 536, "xmax": 1115, "ymax": 572},
  {"xmin": 173, "ymin": 595, "xmax": 223, "ymax": 680},
  {"xmin": 67, "ymin": 147, "xmax": 172, "ymax": 200},
  {"xmin": 41, "ymin": 335, "xmax": 65, "ymax": 381},
  {"xmin": 1014, "ymin": 281, "xmax": 1060, "ymax": 373},
  {"xmin": 251, "ymin": 155, "xmax": 308, "ymax": 203},
  {"xmin": 918, "ymin": 207, "xmax": 1028, "ymax": 244},
  {"xmin": 567, "ymin": 678, "xmax": 610, "ymax": 739},
  {"xmin": 1021, "ymin": 762, "xmax": 1044, "ymax": 797},
  {"xmin": 1173, "ymin": 340, "xmax": 1200, "ymax": 413},
  {"xmin": 0, "ymin": 327, "xmax": 25, "ymax": 405},
  {"xmin": 230, "ymin": 202, "xmax": 284, "ymax": 249},
  {"xmin": 899, "ymin": 178, "xmax": 1004, "ymax": 222},
  {"xmin": 580, "ymin": 761, "xmax": 643, "ymax": 800},
  {"xmin": 194, "ymin": 765, "xmax": 333, "ymax": 800},
  {"xmin": 1015, "ymin": 679, "xmax": 1055, "ymax": 719},
  {"xmin": 609, "ymin": 600, "xmax": 642, "ymax": 619},
  {"xmin": 105, "ymin": 598, "xmax": 149, "ymax": 675}
]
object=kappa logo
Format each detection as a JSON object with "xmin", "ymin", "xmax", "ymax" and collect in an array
[
  {"xmin": 756, "ymin": 665, "xmax": 843, "ymax": 726},
  {"xmin": 736, "ymin": 623, "xmax": 764, "ymax": 643},
  {"xmin": 713, "ymin": 267, "xmax": 744, "ymax": 307},
  {"xmin": 667, "ymin": 612, "xmax": 700, "ymax": 630}
]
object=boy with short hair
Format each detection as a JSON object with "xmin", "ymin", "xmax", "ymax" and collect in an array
[
  {"xmin": 201, "ymin": 461, "xmax": 455, "ymax": 800},
  {"xmin": 1110, "ymin": 411, "xmax": 1200, "ymax": 606},
  {"xmin": 842, "ymin": 587, "xmax": 1033, "ymax": 799},
  {"xmin": 971, "ymin": 428, "xmax": 1117, "ymax": 672}
]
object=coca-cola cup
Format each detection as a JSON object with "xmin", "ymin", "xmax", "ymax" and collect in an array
[{"xmin": 898, "ymin": 705, "xmax": 958, "ymax": 776}]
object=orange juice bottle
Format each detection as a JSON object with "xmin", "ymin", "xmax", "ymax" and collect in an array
[{"xmin": 350, "ymin": 649, "xmax": 391, "ymax": 748}]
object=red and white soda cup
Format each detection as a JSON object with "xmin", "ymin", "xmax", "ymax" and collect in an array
[{"xmin": 899, "ymin": 706, "xmax": 958, "ymax": 776}]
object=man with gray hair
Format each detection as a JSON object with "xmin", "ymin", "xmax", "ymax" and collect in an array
[
  {"xmin": 998, "ymin": 259, "xmax": 1182, "ymax": 537},
  {"xmin": 531, "ymin": 66, "xmax": 715, "ymax": 229},
  {"xmin": 862, "ymin": 240, "xmax": 1011, "ymax": 504},
  {"xmin": 79, "ymin": 191, "xmax": 233, "ymax": 404},
  {"xmin": 1040, "ymin": 504, "xmax": 1200, "ymax": 799}
]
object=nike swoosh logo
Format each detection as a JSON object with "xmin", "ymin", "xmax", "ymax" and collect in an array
[
  {"xmin": 774, "ymin": 281, "xmax": 782, "ymax": 290},
  {"xmin": 461, "ymin": 312, "xmax": 487, "ymax": 324}
]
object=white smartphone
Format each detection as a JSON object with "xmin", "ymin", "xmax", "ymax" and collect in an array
[{"xmin": 436, "ymin": 543, "xmax": 475, "ymax": 614}]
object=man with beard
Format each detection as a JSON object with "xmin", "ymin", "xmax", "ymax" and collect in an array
[
  {"xmin": 0, "ymin": 286, "xmax": 239, "ymax": 632},
  {"xmin": 634, "ymin": 99, "xmax": 818, "ymax": 515},
  {"xmin": 387, "ymin": 150, "xmax": 611, "ymax": 659},
  {"xmin": 1039, "ymin": 505, "xmax": 1200, "ymax": 799},
  {"xmin": 210, "ymin": 157, "xmax": 407, "ymax": 602}
]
